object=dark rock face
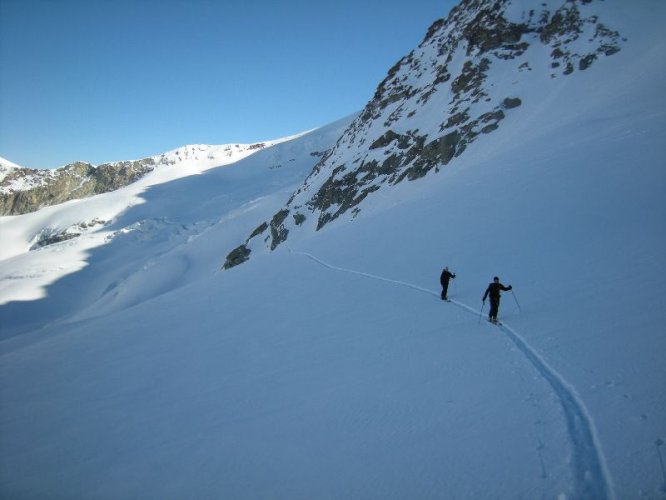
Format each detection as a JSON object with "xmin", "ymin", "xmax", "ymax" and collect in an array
[
  {"xmin": 269, "ymin": 210, "xmax": 290, "ymax": 250},
  {"xmin": 93, "ymin": 159, "xmax": 157, "ymax": 192},
  {"xmin": 223, "ymin": 244, "xmax": 251, "ymax": 270},
  {"xmin": 0, "ymin": 158, "xmax": 157, "ymax": 216},
  {"xmin": 221, "ymin": 0, "xmax": 625, "ymax": 269}
]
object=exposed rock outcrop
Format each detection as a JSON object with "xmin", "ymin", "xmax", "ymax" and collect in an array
[
  {"xmin": 0, "ymin": 159, "xmax": 155, "ymax": 216},
  {"xmin": 1, "ymin": 143, "xmax": 270, "ymax": 216},
  {"xmin": 223, "ymin": 0, "xmax": 624, "ymax": 270}
]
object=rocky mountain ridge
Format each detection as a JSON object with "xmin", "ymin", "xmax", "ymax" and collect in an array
[
  {"xmin": 223, "ymin": 0, "xmax": 624, "ymax": 269},
  {"xmin": 0, "ymin": 143, "xmax": 269, "ymax": 216}
]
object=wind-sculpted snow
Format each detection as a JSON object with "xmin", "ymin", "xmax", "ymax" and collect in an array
[{"xmin": 224, "ymin": 0, "xmax": 625, "ymax": 268}]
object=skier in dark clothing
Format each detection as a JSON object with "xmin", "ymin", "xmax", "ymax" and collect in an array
[
  {"xmin": 483, "ymin": 276, "xmax": 512, "ymax": 323},
  {"xmin": 440, "ymin": 266, "xmax": 456, "ymax": 301}
]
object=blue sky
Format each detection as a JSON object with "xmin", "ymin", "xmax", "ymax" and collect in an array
[{"xmin": 0, "ymin": 0, "xmax": 457, "ymax": 169}]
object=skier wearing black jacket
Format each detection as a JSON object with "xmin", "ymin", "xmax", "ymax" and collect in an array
[
  {"xmin": 483, "ymin": 276, "xmax": 512, "ymax": 323},
  {"xmin": 440, "ymin": 266, "xmax": 456, "ymax": 300}
]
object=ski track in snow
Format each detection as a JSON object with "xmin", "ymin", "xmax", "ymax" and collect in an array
[{"xmin": 289, "ymin": 248, "xmax": 615, "ymax": 499}]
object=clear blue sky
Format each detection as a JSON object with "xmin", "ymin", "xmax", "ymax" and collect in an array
[{"xmin": 0, "ymin": 0, "xmax": 457, "ymax": 169}]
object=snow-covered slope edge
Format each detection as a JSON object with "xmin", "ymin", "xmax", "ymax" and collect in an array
[
  {"xmin": 0, "ymin": 138, "xmax": 298, "ymax": 216},
  {"xmin": 0, "ymin": 117, "xmax": 352, "ymax": 311}
]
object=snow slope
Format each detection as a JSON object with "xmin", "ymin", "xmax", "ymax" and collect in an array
[
  {"xmin": 1, "ymin": 1, "xmax": 666, "ymax": 498},
  {"xmin": 0, "ymin": 129, "xmax": 326, "ymax": 306}
]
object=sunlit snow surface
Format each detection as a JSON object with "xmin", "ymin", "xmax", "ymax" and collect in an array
[{"xmin": 1, "ymin": 1, "xmax": 665, "ymax": 498}]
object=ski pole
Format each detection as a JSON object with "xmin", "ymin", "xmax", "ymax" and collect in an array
[
  {"xmin": 478, "ymin": 301, "xmax": 485, "ymax": 325},
  {"xmin": 654, "ymin": 438, "xmax": 666, "ymax": 487},
  {"xmin": 512, "ymin": 289, "xmax": 522, "ymax": 312},
  {"xmin": 656, "ymin": 439, "xmax": 666, "ymax": 491}
]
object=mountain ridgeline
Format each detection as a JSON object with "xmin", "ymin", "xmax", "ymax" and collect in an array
[
  {"xmin": 0, "ymin": 159, "xmax": 157, "ymax": 216},
  {"xmin": 0, "ymin": 144, "xmax": 269, "ymax": 216},
  {"xmin": 223, "ymin": 0, "xmax": 623, "ymax": 270}
]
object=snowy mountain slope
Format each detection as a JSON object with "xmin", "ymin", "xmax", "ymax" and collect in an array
[
  {"xmin": 0, "ymin": 140, "xmax": 296, "ymax": 261},
  {"xmin": 0, "ymin": 116, "xmax": 352, "ymax": 329},
  {"xmin": 0, "ymin": 140, "xmax": 299, "ymax": 216},
  {"xmin": 223, "ymin": 0, "xmax": 628, "ymax": 267},
  {"xmin": 1, "ymin": 0, "xmax": 666, "ymax": 498}
]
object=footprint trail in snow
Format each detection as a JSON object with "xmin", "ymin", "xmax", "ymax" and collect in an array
[{"xmin": 290, "ymin": 248, "xmax": 615, "ymax": 499}]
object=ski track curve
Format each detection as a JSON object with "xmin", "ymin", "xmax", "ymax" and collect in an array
[{"xmin": 290, "ymin": 248, "xmax": 615, "ymax": 499}]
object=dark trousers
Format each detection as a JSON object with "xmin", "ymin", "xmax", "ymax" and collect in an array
[
  {"xmin": 441, "ymin": 281, "xmax": 450, "ymax": 300},
  {"xmin": 488, "ymin": 298, "xmax": 500, "ymax": 320}
]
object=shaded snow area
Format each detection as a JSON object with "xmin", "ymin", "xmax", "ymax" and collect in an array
[{"xmin": 1, "ymin": 2, "xmax": 666, "ymax": 499}]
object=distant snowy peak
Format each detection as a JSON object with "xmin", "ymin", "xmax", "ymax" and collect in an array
[
  {"xmin": 223, "ymin": 0, "xmax": 625, "ymax": 269},
  {"xmin": 0, "ymin": 140, "xmax": 285, "ymax": 216},
  {"xmin": 0, "ymin": 157, "xmax": 22, "ymax": 182},
  {"xmin": 153, "ymin": 141, "xmax": 282, "ymax": 168}
]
